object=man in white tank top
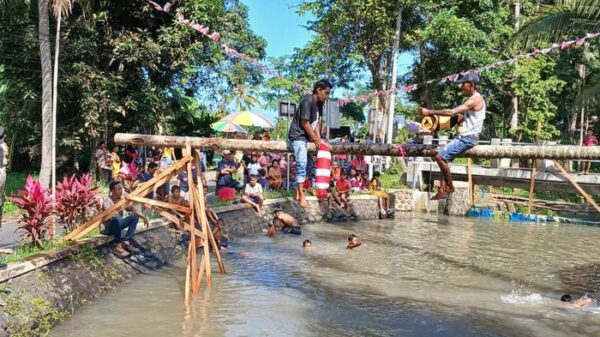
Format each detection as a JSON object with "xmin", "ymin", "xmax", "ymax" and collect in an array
[{"xmin": 418, "ymin": 71, "xmax": 486, "ymax": 200}]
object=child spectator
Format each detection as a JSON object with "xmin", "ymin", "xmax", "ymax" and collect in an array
[
  {"xmin": 368, "ymin": 171, "xmax": 393, "ymax": 218},
  {"xmin": 335, "ymin": 171, "xmax": 351, "ymax": 212},
  {"xmin": 352, "ymin": 154, "xmax": 367, "ymax": 172},
  {"xmin": 110, "ymin": 146, "xmax": 121, "ymax": 180},
  {"xmin": 330, "ymin": 161, "xmax": 341, "ymax": 182},
  {"xmin": 359, "ymin": 171, "xmax": 369, "ymax": 192},
  {"xmin": 268, "ymin": 159, "xmax": 283, "ymax": 190},
  {"xmin": 349, "ymin": 169, "xmax": 361, "ymax": 192},
  {"xmin": 167, "ymin": 185, "xmax": 188, "ymax": 231},
  {"xmin": 241, "ymin": 175, "xmax": 264, "ymax": 212}
]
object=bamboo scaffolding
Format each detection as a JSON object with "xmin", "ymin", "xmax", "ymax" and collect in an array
[
  {"xmin": 527, "ymin": 165, "xmax": 537, "ymax": 215},
  {"xmin": 115, "ymin": 133, "xmax": 600, "ymax": 160},
  {"xmin": 184, "ymin": 144, "xmax": 199, "ymax": 295},
  {"xmin": 467, "ymin": 158, "xmax": 474, "ymax": 207}
]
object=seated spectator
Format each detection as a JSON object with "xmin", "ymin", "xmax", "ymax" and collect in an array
[
  {"xmin": 352, "ymin": 154, "xmax": 367, "ymax": 172},
  {"xmin": 252, "ymin": 131, "xmax": 262, "ymax": 141},
  {"xmin": 289, "ymin": 154, "xmax": 297, "ymax": 188},
  {"xmin": 335, "ymin": 171, "xmax": 351, "ymax": 212},
  {"xmin": 258, "ymin": 152, "xmax": 271, "ymax": 173},
  {"xmin": 167, "ymin": 185, "xmax": 188, "ymax": 231},
  {"xmin": 368, "ymin": 171, "xmax": 393, "ymax": 218},
  {"xmin": 330, "ymin": 161, "xmax": 341, "ymax": 182},
  {"xmin": 359, "ymin": 171, "xmax": 369, "ymax": 192},
  {"xmin": 176, "ymin": 166, "xmax": 199, "ymax": 200},
  {"xmin": 138, "ymin": 162, "xmax": 158, "ymax": 198},
  {"xmin": 268, "ymin": 159, "xmax": 283, "ymax": 190},
  {"xmin": 241, "ymin": 175, "xmax": 264, "ymax": 212},
  {"xmin": 216, "ymin": 150, "xmax": 241, "ymax": 192},
  {"xmin": 273, "ymin": 208, "xmax": 302, "ymax": 235},
  {"xmin": 349, "ymin": 169, "xmax": 361, "ymax": 192},
  {"xmin": 102, "ymin": 181, "xmax": 149, "ymax": 255},
  {"xmin": 241, "ymin": 151, "xmax": 253, "ymax": 184},
  {"xmin": 247, "ymin": 153, "xmax": 261, "ymax": 177}
]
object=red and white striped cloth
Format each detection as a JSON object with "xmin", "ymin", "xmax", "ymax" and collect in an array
[{"xmin": 315, "ymin": 143, "xmax": 331, "ymax": 199}]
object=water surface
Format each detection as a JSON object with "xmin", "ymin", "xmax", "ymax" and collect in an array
[{"xmin": 53, "ymin": 214, "xmax": 600, "ymax": 337}]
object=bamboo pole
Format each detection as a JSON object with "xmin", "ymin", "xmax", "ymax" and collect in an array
[
  {"xmin": 194, "ymin": 150, "xmax": 226, "ymax": 274},
  {"xmin": 190, "ymin": 181, "xmax": 212, "ymax": 286},
  {"xmin": 157, "ymin": 210, "xmax": 205, "ymax": 240},
  {"xmin": 467, "ymin": 158, "xmax": 474, "ymax": 207},
  {"xmin": 553, "ymin": 161, "xmax": 600, "ymax": 213},
  {"xmin": 527, "ymin": 165, "xmax": 537, "ymax": 215},
  {"xmin": 115, "ymin": 133, "xmax": 600, "ymax": 160},
  {"xmin": 126, "ymin": 196, "xmax": 191, "ymax": 214}
]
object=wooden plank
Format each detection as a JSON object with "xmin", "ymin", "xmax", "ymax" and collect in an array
[
  {"xmin": 467, "ymin": 158, "xmax": 474, "ymax": 207},
  {"xmin": 158, "ymin": 211, "xmax": 205, "ymax": 240},
  {"xmin": 184, "ymin": 144, "xmax": 199, "ymax": 295},
  {"xmin": 527, "ymin": 165, "xmax": 537, "ymax": 215},
  {"xmin": 65, "ymin": 157, "xmax": 192, "ymax": 240},
  {"xmin": 554, "ymin": 161, "xmax": 600, "ymax": 213},
  {"xmin": 195, "ymin": 150, "xmax": 226, "ymax": 274},
  {"xmin": 126, "ymin": 196, "xmax": 191, "ymax": 214}
]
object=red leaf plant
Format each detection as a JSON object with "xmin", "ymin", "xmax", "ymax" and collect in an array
[
  {"xmin": 55, "ymin": 174, "xmax": 101, "ymax": 233},
  {"xmin": 120, "ymin": 163, "xmax": 142, "ymax": 193},
  {"xmin": 7, "ymin": 176, "xmax": 53, "ymax": 247}
]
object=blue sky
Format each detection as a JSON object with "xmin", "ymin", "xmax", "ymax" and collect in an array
[{"xmin": 241, "ymin": 0, "xmax": 415, "ymax": 121}]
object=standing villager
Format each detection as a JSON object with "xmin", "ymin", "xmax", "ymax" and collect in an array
[
  {"xmin": 95, "ymin": 142, "xmax": 112, "ymax": 183},
  {"xmin": 288, "ymin": 79, "xmax": 332, "ymax": 208},
  {"xmin": 581, "ymin": 130, "xmax": 598, "ymax": 175},
  {"xmin": 418, "ymin": 71, "xmax": 486, "ymax": 200}
]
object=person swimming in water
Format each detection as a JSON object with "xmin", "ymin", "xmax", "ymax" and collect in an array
[
  {"xmin": 273, "ymin": 208, "xmax": 302, "ymax": 235},
  {"xmin": 264, "ymin": 218, "xmax": 280, "ymax": 237},
  {"xmin": 346, "ymin": 234, "xmax": 363, "ymax": 250},
  {"xmin": 303, "ymin": 239, "xmax": 313, "ymax": 250},
  {"xmin": 561, "ymin": 293, "xmax": 600, "ymax": 308}
]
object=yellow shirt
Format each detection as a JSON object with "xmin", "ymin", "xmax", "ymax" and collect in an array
[
  {"xmin": 162, "ymin": 147, "xmax": 175, "ymax": 160},
  {"xmin": 111, "ymin": 152, "xmax": 121, "ymax": 178}
]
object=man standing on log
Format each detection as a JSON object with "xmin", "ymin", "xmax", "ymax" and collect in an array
[
  {"xmin": 288, "ymin": 79, "xmax": 332, "ymax": 208},
  {"xmin": 419, "ymin": 71, "xmax": 486, "ymax": 200}
]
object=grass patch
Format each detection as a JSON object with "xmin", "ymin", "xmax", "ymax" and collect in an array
[
  {"xmin": 380, "ymin": 162, "xmax": 407, "ymax": 190},
  {"xmin": 0, "ymin": 239, "xmax": 74, "ymax": 264},
  {"xmin": 3, "ymin": 200, "xmax": 21, "ymax": 216}
]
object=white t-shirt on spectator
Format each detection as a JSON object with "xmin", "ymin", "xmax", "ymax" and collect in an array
[
  {"xmin": 247, "ymin": 163, "xmax": 261, "ymax": 176},
  {"xmin": 245, "ymin": 183, "xmax": 263, "ymax": 196}
]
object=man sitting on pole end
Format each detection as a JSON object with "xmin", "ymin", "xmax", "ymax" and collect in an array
[
  {"xmin": 418, "ymin": 71, "xmax": 486, "ymax": 200},
  {"xmin": 288, "ymin": 79, "xmax": 332, "ymax": 208}
]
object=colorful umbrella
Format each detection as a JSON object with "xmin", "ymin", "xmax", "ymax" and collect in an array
[
  {"xmin": 223, "ymin": 110, "xmax": 273, "ymax": 129},
  {"xmin": 211, "ymin": 120, "xmax": 248, "ymax": 134}
]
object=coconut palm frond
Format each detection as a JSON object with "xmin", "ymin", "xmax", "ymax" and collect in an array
[
  {"xmin": 512, "ymin": 0, "xmax": 600, "ymax": 49},
  {"xmin": 575, "ymin": 78, "xmax": 600, "ymax": 109},
  {"xmin": 52, "ymin": 0, "xmax": 73, "ymax": 18}
]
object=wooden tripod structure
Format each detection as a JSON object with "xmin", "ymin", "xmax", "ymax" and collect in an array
[{"xmin": 64, "ymin": 143, "xmax": 225, "ymax": 302}]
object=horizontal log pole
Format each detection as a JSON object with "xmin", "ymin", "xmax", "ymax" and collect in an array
[{"xmin": 115, "ymin": 133, "xmax": 600, "ymax": 160}]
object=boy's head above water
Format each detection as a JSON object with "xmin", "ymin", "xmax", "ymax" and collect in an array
[
  {"xmin": 303, "ymin": 240, "xmax": 312, "ymax": 249},
  {"xmin": 348, "ymin": 234, "xmax": 359, "ymax": 245},
  {"xmin": 216, "ymin": 219, "xmax": 225, "ymax": 229}
]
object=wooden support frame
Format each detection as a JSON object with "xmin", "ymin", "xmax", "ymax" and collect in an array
[
  {"xmin": 127, "ymin": 196, "xmax": 191, "ymax": 214},
  {"xmin": 554, "ymin": 161, "xmax": 600, "ymax": 213},
  {"xmin": 467, "ymin": 158, "xmax": 474, "ymax": 207},
  {"xmin": 65, "ymin": 157, "xmax": 192, "ymax": 240},
  {"xmin": 527, "ymin": 164, "xmax": 537, "ymax": 215}
]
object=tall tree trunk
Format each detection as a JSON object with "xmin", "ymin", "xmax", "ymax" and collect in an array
[
  {"xmin": 38, "ymin": 0, "xmax": 53, "ymax": 187},
  {"xmin": 509, "ymin": 0, "xmax": 521, "ymax": 133}
]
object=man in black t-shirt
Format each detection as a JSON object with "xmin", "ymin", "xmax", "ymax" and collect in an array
[{"xmin": 288, "ymin": 79, "xmax": 332, "ymax": 208}]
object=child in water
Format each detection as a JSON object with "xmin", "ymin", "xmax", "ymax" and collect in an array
[
  {"xmin": 212, "ymin": 219, "xmax": 228, "ymax": 249},
  {"xmin": 346, "ymin": 234, "xmax": 363, "ymax": 250},
  {"xmin": 303, "ymin": 240, "xmax": 313, "ymax": 250}
]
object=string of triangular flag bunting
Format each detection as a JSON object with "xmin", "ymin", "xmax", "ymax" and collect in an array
[
  {"xmin": 337, "ymin": 32, "xmax": 600, "ymax": 107},
  {"xmin": 148, "ymin": 1, "xmax": 598, "ymax": 109}
]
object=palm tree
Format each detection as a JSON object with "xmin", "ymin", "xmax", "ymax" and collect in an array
[
  {"xmin": 225, "ymin": 85, "xmax": 261, "ymax": 111},
  {"xmin": 513, "ymin": 0, "xmax": 600, "ymax": 107},
  {"xmin": 51, "ymin": 0, "xmax": 72, "ymax": 194},
  {"xmin": 37, "ymin": 0, "xmax": 53, "ymax": 188}
]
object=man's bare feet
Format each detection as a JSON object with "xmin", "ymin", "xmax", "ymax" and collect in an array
[
  {"xmin": 113, "ymin": 243, "xmax": 127, "ymax": 255},
  {"xmin": 122, "ymin": 241, "xmax": 133, "ymax": 252}
]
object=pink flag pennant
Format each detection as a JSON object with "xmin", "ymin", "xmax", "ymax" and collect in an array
[
  {"xmin": 147, "ymin": 0, "xmax": 163, "ymax": 11},
  {"xmin": 163, "ymin": 2, "xmax": 172, "ymax": 12}
]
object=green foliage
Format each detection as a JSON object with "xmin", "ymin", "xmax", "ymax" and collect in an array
[
  {"xmin": 4, "ymin": 293, "xmax": 67, "ymax": 337},
  {"xmin": 0, "ymin": 240, "xmax": 73, "ymax": 264},
  {"xmin": 380, "ymin": 162, "xmax": 406, "ymax": 190},
  {"xmin": 0, "ymin": 0, "xmax": 266, "ymax": 174}
]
